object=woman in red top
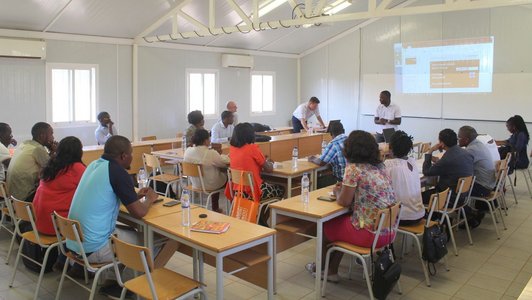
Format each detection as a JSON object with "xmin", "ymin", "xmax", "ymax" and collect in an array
[
  {"xmin": 225, "ymin": 123, "xmax": 284, "ymax": 204},
  {"xmin": 33, "ymin": 136, "xmax": 85, "ymax": 235}
]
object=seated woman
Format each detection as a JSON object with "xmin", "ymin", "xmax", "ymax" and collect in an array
[
  {"xmin": 185, "ymin": 110, "xmax": 205, "ymax": 147},
  {"xmin": 497, "ymin": 115, "xmax": 529, "ymax": 170},
  {"xmin": 184, "ymin": 129, "xmax": 229, "ymax": 213},
  {"xmin": 384, "ymin": 131, "xmax": 424, "ymax": 226},
  {"xmin": 306, "ymin": 130, "xmax": 397, "ymax": 282},
  {"xmin": 224, "ymin": 123, "xmax": 284, "ymax": 214},
  {"xmin": 33, "ymin": 136, "xmax": 85, "ymax": 235}
]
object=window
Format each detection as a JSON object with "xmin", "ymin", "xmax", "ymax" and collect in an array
[
  {"xmin": 46, "ymin": 63, "xmax": 98, "ymax": 125},
  {"xmin": 251, "ymin": 72, "xmax": 275, "ymax": 114},
  {"xmin": 186, "ymin": 69, "xmax": 218, "ymax": 117}
]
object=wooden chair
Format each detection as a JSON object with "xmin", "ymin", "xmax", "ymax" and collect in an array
[
  {"xmin": 501, "ymin": 152, "xmax": 518, "ymax": 205},
  {"xmin": 51, "ymin": 212, "xmax": 114, "ymax": 300},
  {"xmin": 437, "ymin": 176, "xmax": 475, "ymax": 256},
  {"xmin": 9, "ymin": 198, "xmax": 60, "ymax": 300},
  {"xmin": 109, "ymin": 235, "xmax": 206, "ymax": 300},
  {"xmin": 143, "ymin": 153, "xmax": 181, "ymax": 198},
  {"xmin": 470, "ymin": 167, "xmax": 508, "ymax": 239},
  {"xmin": 321, "ymin": 202, "xmax": 402, "ymax": 300},
  {"xmin": 0, "ymin": 181, "xmax": 17, "ymax": 264},
  {"xmin": 512, "ymin": 152, "xmax": 532, "ymax": 199},
  {"xmin": 398, "ymin": 188, "xmax": 450, "ymax": 287},
  {"xmin": 141, "ymin": 135, "xmax": 157, "ymax": 141},
  {"xmin": 180, "ymin": 161, "xmax": 227, "ymax": 212},
  {"xmin": 227, "ymin": 168, "xmax": 281, "ymax": 224},
  {"xmin": 417, "ymin": 142, "xmax": 432, "ymax": 159}
]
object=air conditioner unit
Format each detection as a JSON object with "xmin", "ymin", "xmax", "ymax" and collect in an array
[
  {"xmin": 0, "ymin": 38, "xmax": 46, "ymax": 59},
  {"xmin": 221, "ymin": 54, "xmax": 253, "ymax": 68}
]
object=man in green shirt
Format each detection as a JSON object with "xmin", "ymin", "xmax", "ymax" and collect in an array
[{"xmin": 7, "ymin": 122, "xmax": 56, "ymax": 201}]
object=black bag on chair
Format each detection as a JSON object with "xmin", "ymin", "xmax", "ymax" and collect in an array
[
  {"xmin": 372, "ymin": 247, "xmax": 401, "ymax": 300},
  {"xmin": 422, "ymin": 224, "xmax": 448, "ymax": 275}
]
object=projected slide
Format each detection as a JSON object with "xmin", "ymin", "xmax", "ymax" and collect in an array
[{"xmin": 394, "ymin": 37, "xmax": 494, "ymax": 93}]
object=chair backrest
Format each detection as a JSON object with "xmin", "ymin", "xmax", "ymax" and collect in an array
[
  {"xmin": 371, "ymin": 202, "xmax": 402, "ymax": 250},
  {"xmin": 0, "ymin": 181, "xmax": 7, "ymax": 200},
  {"xmin": 181, "ymin": 162, "xmax": 201, "ymax": 177},
  {"xmin": 426, "ymin": 188, "xmax": 450, "ymax": 224},
  {"xmin": 143, "ymin": 153, "xmax": 162, "ymax": 171},
  {"xmin": 0, "ymin": 183, "xmax": 15, "ymax": 220},
  {"xmin": 51, "ymin": 211, "xmax": 94, "ymax": 268},
  {"xmin": 493, "ymin": 167, "xmax": 507, "ymax": 195},
  {"xmin": 227, "ymin": 168, "xmax": 255, "ymax": 199},
  {"xmin": 141, "ymin": 135, "xmax": 157, "ymax": 141},
  {"xmin": 418, "ymin": 142, "xmax": 431, "ymax": 159},
  {"xmin": 450, "ymin": 175, "xmax": 475, "ymax": 210},
  {"xmin": 110, "ymin": 235, "xmax": 154, "ymax": 273},
  {"xmin": 11, "ymin": 197, "xmax": 34, "ymax": 222}
]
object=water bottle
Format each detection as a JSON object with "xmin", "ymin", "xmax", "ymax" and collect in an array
[
  {"xmin": 321, "ymin": 140, "xmax": 327, "ymax": 155},
  {"xmin": 301, "ymin": 173, "xmax": 310, "ymax": 204},
  {"xmin": 137, "ymin": 168, "xmax": 148, "ymax": 202},
  {"xmin": 292, "ymin": 147, "xmax": 298, "ymax": 169},
  {"xmin": 181, "ymin": 190, "xmax": 191, "ymax": 227},
  {"xmin": 182, "ymin": 131, "xmax": 188, "ymax": 149}
]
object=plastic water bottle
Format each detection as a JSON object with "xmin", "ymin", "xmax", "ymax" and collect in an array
[
  {"xmin": 292, "ymin": 147, "xmax": 298, "ymax": 169},
  {"xmin": 137, "ymin": 168, "xmax": 148, "ymax": 202},
  {"xmin": 181, "ymin": 190, "xmax": 191, "ymax": 227},
  {"xmin": 301, "ymin": 173, "xmax": 310, "ymax": 204},
  {"xmin": 182, "ymin": 131, "xmax": 188, "ymax": 149},
  {"xmin": 321, "ymin": 140, "xmax": 327, "ymax": 155}
]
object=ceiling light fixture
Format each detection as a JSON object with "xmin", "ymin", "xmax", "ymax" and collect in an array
[
  {"xmin": 323, "ymin": 0, "xmax": 352, "ymax": 15},
  {"xmin": 258, "ymin": 0, "xmax": 288, "ymax": 17}
]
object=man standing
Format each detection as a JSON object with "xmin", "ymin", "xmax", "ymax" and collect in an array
[
  {"xmin": 0, "ymin": 123, "xmax": 17, "ymax": 182},
  {"xmin": 67, "ymin": 135, "xmax": 177, "ymax": 298},
  {"xmin": 458, "ymin": 126, "xmax": 497, "ymax": 220},
  {"xmin": 211, "ymin": 111, "xmax": 235, "ymax": 143},
  {"xmin": 7, "ymin": 122, "xmax": 56, "ymax": 201},
  {"xmin": 292, "ymin": 97, "xmax": 326, "ymax": 133},
  {"xmin": 308, "ymin": 121, "xmax": 347, "ymax": 187},
  {"xmin": 374, "ymin": 90, "xmax": 401, "ymax": 142},
  {"xmin": 226, "ymin": 100, "xmax": 239, "ymax": 125},
  {"xmin": 95, "ymin": 111, "xmax": 117, "ymax": 145}
]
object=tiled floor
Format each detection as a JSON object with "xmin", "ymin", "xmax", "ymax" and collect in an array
[{"xmin": 1, "ymin": 183, "xmax": 531, "ymax": 299}]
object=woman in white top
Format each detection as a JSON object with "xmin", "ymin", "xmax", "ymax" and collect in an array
[
  {"xmin": 184, "ymin": 129, "xmax": 230, "ymax": 213},
  {"xmin": 384, "ymin": 131, "xmax": 425, "ymax": 225}
]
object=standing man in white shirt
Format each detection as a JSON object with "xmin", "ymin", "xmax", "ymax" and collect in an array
[
  {"xmin": 292, "ymin": 96, "xmax": 326, "ymax": 133},
  {"xmin": 226, "ymin": 100, "xmax": 239, "ymax": 125},
  {"xmin": 374, "ymin": 90, "xmax": 401, "ymax": 142},
  {"xmin": 95, "ymin": 111, "xmax": 117, "ymax": 145},
  {"xmin": 0, "ymin": 123, "xmax": 17, "ymax": 182},
  {"xmin": 211, "ymin": 111, "xmax": 235, "ymax": 143}
]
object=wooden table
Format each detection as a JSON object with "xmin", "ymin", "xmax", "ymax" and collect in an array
[
  {"xmin": 146, "ymin": 208, "xmax": 276, "ymax": 300},
  {"xmin": 262, "ymin": 159, "xmax": 321, "ymax": 198},
  {"xmin": 270, "ymin": 187, "xmax": 349, "ymax": 300},
  {"xmin": 260, "ymin": 126, "xmax": 293, "ymax": 136}
]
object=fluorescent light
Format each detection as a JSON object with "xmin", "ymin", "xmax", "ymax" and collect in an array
[
  {"xmin": 324, "ymin": 0, "xmax": 352, "ymax": 15},
  {"xmin": 259, "ymin": 0, "xmax": 288, "ymax": 17}
]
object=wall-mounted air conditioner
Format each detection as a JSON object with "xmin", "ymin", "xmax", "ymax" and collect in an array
[
  {"xmin": 221, "ymin": 54, "xmax": 253, "ymax": 68},
  {"xmin": 0, "ymin": 37, "xmax": 46, "ymax": 59}
]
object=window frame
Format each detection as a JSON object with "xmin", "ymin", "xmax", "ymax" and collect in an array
[
  {"xmin": 186, "ymin": 68, "xmax": 220, "ymax": 119},
  {"xmin": 250, "ymin": 71, "xmax": 276, "ymax": 116},
  {"xmin": 45, "ymin": 63, "xmax": 99, "ymax": 127}
]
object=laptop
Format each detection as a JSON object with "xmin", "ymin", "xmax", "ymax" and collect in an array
[
  {"xmin": 382, "ymin": 128, "xmax": 396, "ymax": 143},
  {"xmin": 326, "ymin": 120, "xmax": 341, "ymax": 134}
]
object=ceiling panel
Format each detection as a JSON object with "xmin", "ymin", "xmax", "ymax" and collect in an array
[{"xmin": 0, "ymin": 0, "xmax": 70, "ymax": 31}]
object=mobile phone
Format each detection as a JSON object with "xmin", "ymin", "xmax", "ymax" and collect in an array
[
  {"xmin": 317, "ymin": 196, "xmax": 336, "ymax": 202},
  {"xmin": 153, "ymin": 198, "xmax": 164, "ymax": 204},
  {"xmin": 163, "ymin": 200, "xmax": 180, "ymax": 207}
]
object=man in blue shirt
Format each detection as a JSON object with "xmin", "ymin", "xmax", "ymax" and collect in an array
[
  {"xmin": 308, "ymin": 121, "xmax": 347, "ymax": 187},
  {"xmin": 68, "ymin": 135, "xmax": 177, "ymax": 297}
]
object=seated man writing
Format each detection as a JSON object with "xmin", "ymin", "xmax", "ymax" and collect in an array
[{"xmin": 67, "ymin": 135, "xmax": 177, "ymax": 298}]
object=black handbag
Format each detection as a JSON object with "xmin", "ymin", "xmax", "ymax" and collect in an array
[
  {"xmin": 371, "ymin": 207, "xmax": 401, "ymax": 300},
  {"xmin": 422, "ymin": 224, "xmax": 448, "ymax": 275}
]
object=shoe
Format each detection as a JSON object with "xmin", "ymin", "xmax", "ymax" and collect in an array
[
  {"xmin": 305, "ymin": 262, "xmax": 340, "ymax": 283},
  {"xmin": 459, "ymin": 218, "xmax": 480, "ymax": 230},
  {"xmin": 99, "ymin": 283, "xmax": 133, "ymax": 300}
]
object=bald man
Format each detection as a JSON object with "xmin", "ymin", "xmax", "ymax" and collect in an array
[{"xmin": 226, "ymin": 100, "xmax": 238, "ymax": 125}]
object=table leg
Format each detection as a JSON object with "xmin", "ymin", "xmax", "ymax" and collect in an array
[
  {"xmin": 315, "ymin": 221, "xmax": 323, "ymax": 300},
  {"xmin": 193, "ymin": 249, "xmax": 198, "ymax": 280},
  {"xmin": 216, "ymin": 254, "xmax": 224, "ymax": 300},
  {"xmin": 147, "ymin": 226, "xmax": 154, "ymax": 252},
  {"xmin": 143, "ymin": 224, "xmax": 149, "ymax": 247},
  {"xmin": 311, "ymin": 171, "xmax": 317, "ymax": 191},
  {"xmin": 271, "ymin": 209, "xmax": 277, "ymax": 294},
  {"xmin": 287, "ymin": 177, "xmax": 292, "ymax": 198},
  {"xmin": 199, "ymin": 251, "xmax": 205, "ymax": 300},
  {"xmin": 267, "ymin": 236, "xmax": 274, "ymax": 300}
]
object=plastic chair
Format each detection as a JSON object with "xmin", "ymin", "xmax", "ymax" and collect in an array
[
  {"xmin": 180, "ymin": 161, "xmax": 226, "ymax": 212},
  {"xmin": 437, "ymin": 176, "xmax": 475, "ymax": 256},
  {"xmin": 470, "ymin": 167, "xmax": 508, "ymax": 239},
  {"xmin": 143, "ymin": 153, "xmax": 181, "ymax": 198},
  {"xmin": 227, "ymin": 168, "xmax": 281, "ymax": 224},
  {"xmin": 109, "ymin": 235, "xmax": 206, "ymax": 300},
  {"xmin": 51, "ymin": 212, "xmax": 114, "ymax": 300},
  {"xmin": 398, "ymin": 188, "xmax": 450, "ymax": 287},
  {"xmin": 9, "ymin": 197, "xmax": 60, "ymax": 300},
  {"xmin": 0, "ymin": 182, "xmax": 17, "ymax": 264},
  {"xmin": 321, "ymin": 202, "xmax": 402, "ymax": 300}
]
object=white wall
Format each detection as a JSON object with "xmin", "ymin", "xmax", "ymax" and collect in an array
[
  {"xmin": 300, "ymin": 6, "xmax": 532, "ymax": 144},
  {"xmin": 0, "ymin": 41, "xmax": 297, "ymax": 146}
]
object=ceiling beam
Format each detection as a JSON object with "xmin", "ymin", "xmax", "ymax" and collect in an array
[
  {"xmin": 141, "ymin": 0, "xmax": 532, "ymax": 43},
  {"xmin": 136, "ymin": 0, "xmax": 192, "ymax": 38},
  {"xmin": 43, "ymin": 0, "xmax": 74, "ymax": 32}
]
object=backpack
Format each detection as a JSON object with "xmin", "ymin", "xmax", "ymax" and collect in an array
[
  {"xmin": 372, "ymin": 247, "xmax": 402, "ymax": 300},
  {"xmin": 422, "ymin": 224, "xmax": 448, "ymax": 274}
]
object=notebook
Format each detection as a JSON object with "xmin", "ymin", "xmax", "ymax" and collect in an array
[{"xmin": 190, "ymin": 220, "xmax": 230, "ymax": 234}]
